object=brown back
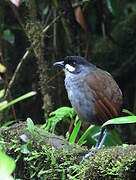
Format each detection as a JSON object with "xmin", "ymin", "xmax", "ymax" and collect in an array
[{"xmin": 86, "ymin": 68, "xmax": 122, "ymax": 125}]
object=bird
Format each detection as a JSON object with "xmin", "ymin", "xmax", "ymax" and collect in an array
[{"xmin": 53, "ymin": 56, "xmax": 122, "ymax": 161}]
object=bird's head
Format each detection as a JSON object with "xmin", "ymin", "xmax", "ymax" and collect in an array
[{"xmin": 53, "ymin": 56, "xmax": 96, "ymax": 75}]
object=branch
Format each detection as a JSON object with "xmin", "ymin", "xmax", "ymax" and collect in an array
[
  {"xmin": 43, "ymin": 15, "xmax": 61, "ymax": 33},
  {"xmin": 1, "ymin": 122, "xmax": 136, "ymax": 179},
  {"xmin": 6, "ymin": 15, "xmax": 61, "ymax": 96},
  {"xmin": 5, "ymin": 48, "xmax": 31, "ymax": 97}
]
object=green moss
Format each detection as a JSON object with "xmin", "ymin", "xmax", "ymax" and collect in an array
[
  {"xmin": 0, "ymin": 123, "xmax": 86, "ymax": 179},
  {"xmin": 83, "ymin": 146, "xmax": 136, "ymax": 179},
  {"xmin": 1, "ymin": 123, "xmax": 136, "ymax": 179}
]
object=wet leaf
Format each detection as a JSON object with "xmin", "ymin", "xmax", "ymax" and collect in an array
[{"xmin": 102, "ymin": 116, "xmax": 136, "ymax": 128}]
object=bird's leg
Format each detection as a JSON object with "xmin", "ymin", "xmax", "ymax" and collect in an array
[
  {"xmin": 97, "ymin": 129, "xmax": 108, "ymax": 149},
  {"xmin": 80, "ymin": 128, "xmax": 108, "ymax": 163},
  {"xmin": 93, "ymin": 128, "xmax": 105, "ymax": 150}
]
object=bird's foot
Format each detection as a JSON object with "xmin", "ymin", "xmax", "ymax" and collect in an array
[
  {"xmin": 80, "ymin": 129, "xmax": 109, "ymax": 163},
  {"xmin": 80, "ymin": 149, "xmax": 96, "ymax": 164}
]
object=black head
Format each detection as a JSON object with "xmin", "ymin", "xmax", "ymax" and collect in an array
[{"xmin": 53, "ymin": 56, "xmax": 94, "ymax": 74}]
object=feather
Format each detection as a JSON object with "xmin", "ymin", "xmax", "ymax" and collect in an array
[{"xmin": 86, "ymin": 68, "xmax": 122, "ymax": 125}]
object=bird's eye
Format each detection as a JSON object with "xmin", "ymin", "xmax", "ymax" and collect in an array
[{"xmin": 72, "ymin": 61, "xmax": 76, "ymax": 67}]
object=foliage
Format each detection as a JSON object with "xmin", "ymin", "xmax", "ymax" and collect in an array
[
  {"xmin": 0, "ymin": 90, "xmax": 37, "ymax": 128},
  {"xmin": 1, "ymin": 0, "xmax": 136, "ymax": 138},
  {"xmin": 69, "ymin": 117, "xmax": 81, "ymax": 143},
  {"xmin": 84, "ymin": 146, "xmax": 136, "ymax": 179},
  {"xmin": 0, "ymin": 91, "xmax": 37, "ymax": 112},
  {"xmin": 27, "ymin": 117, "xmax": 35, "ymax": 137},
  {"xmin": 122, "ymin": 109, "xmax": 135, "ymax": 116},
  {"xmin": 18, "ymin": 118, "xmax": 36, "ymax": 154},
  {"xmin": 43, "ymin": 107, "xmax": 76, "ymax": 133},
  {"xmin": 0, "ymin": 0, "xmax": 136, "ymax": 178},
  {"xmin": 0, "ymin": 121, "xmax": 136, "ymax": 179},
  {"xmin": 44, "ymin": 105, "xmax": 136, "ymax": 149},
  {"xmin": 0, "ymin": 151, "xmax": 15, "ymax": 180},
  {"xmin": 0, "ymin": 121, "xmax": 87, "ymax": 179},
  {"xmin": 102, "ymin": 116, "xmax": 136, "ymax": 128},
  {"xmin": 44, "ymin": 106, "xmax": 123, "ymax": 147}
]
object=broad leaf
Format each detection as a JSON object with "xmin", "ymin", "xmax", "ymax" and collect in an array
[
  {"xmin": 27, "ymin": 118, "xmax": 35, "ymax": 136},
  {"xmin": 102, "ymin": 116, "xmax": 136, "ymax": 128},
  {"xmin": 0, "ymin": 151, "xmax": 15, "ymax": 175}
]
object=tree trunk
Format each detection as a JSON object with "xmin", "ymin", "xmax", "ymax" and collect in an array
[{"xmin": 25, "ymin": 0, "xmax": 53, "ymax": 120}]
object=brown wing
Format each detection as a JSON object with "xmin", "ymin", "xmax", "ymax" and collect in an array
[{"xmin": 86, "ymin": 68, "xmax": 122, "ymax": 125}]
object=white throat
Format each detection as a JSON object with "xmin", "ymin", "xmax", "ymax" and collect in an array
[{"xmin": 65, "ymin": 64, "xmax": 75, "ymax": 72}]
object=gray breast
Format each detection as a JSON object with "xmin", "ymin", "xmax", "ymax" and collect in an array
[{"xmin": 65, "ymin": 75, "xmax": 96, "ymax": 124}]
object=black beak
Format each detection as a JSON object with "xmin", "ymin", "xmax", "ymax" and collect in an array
[{"xmin": 53, "ymin": 61, "xmax": 65, "ymax": 68}]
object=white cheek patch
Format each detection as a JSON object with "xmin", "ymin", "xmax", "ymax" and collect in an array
[{"xmin": 65, "ymin": 64, "xmax": 75, "ymax": 72}]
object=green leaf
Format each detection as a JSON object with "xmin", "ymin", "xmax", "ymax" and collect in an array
[
  {"xmin": 74, "ymin": 115, "xmax": 79, "ymax": 125},
  {"xmin": 3, "ymin": 29, "xmax": 15, "ymax": 44},
  {"xmin": 45, "ymin": 107, "xmax": 76, "ymax": 133},
  {"xmin": 69, "ymin": 120, "xmax": 81, "ymax": 143},
  {"xmin": 0, "ymin": 151, "xmax": 15, "ymax": 175},
  {"xmin": 43, "ymin": 6, "xmax": 49, "ymax": 15},
  {"xmin": 0, "ymin": 91, "xmax": 36, "ymax": 111},
  {"xmin": 51, "ymin": 152, "xmax": 56, "ymax": 165},
  {"xmin": 122, "ymin": 109, "xmax": 135, "ymax": 116},
  {"xmin": 110, "ymin": 130, "xmax": 122, "ymax": 145},
  {"xmin": 50, "ymin": 107, "xmax": 76, "ymax": 120},
  {"xmin": 27, "ymin": 118, "xmax": 35, "ymax": 136},
  {"xmin": 78, "ymin": 125, "xmax": 98, "ymax": 145},
  {"xmin": 78, "ymin": 125, "xmax": 122, "ymax": 147},
  {"xmin": 1, "ymin": 121, "xmax": 15, "ymax": 128},
  {"xmin": 102, "ymin": 116, "xmax": 136, "ymax": 128}
]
